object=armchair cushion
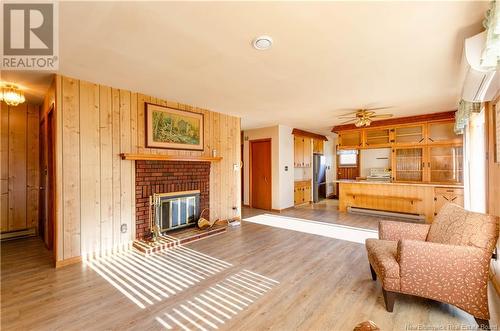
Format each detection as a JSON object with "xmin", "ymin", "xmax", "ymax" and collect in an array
[
  {"xmin": 427, "ymin": 203, "xmax": 499, "ymax": 252},
  {"xmin": 378, "ymin": 220, "xmax": 430, "ymax": 241},
  {"xmin": 398, "ymin": 239, "xmax": 491, "ymax": 320},
  {"xmin": 365, "ymin": 239, "xmax": 400, "ymax": 291}
]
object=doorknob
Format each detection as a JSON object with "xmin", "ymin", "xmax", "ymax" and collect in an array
[{"xmin": 264, "ymin": 177, "xmax": 268, "ymax": 183}]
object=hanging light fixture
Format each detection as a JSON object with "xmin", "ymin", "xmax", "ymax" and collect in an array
[{"xmin": 0, "ymin": 84, "xmax": 26, "ymax": 106}]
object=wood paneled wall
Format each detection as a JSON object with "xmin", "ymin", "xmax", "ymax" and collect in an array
[
  {"xmin": 0, "ymin": 102, "xmax": 39, "ymax": 233},
  {"xmin": 486, "ymin": 96, "xmax": 500, "ymax": 295},
  {"xmin": 55, "ymin": 75, "xmax": 241, "ymax": 261}
]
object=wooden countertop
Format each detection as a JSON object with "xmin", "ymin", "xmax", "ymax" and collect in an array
[{"xmin": 333, "ymin": 179, "xmax": 463, "ymax": 189}]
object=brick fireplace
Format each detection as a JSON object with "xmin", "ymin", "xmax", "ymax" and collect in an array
[{"xmin": 135, "ymin": 160, "xmax": 210, "ymax": 239}]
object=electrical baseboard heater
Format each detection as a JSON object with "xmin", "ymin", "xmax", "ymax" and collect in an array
[
  {"xmin": 347, "ymin": 206, "xmax": 426, "ymax": 222},
  {"xmin": 0, "ymin": 228, "xmax": 37, "ymax": 241}
]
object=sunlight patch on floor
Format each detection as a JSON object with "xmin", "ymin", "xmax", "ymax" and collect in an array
[
  {"xmin": 243, "ymin": 214, "xmax": 378, "ymax": 244},
  {"xmin": 84, "ymin": 246, "xmax": 232, "ymax": 309},
  {"xmin": 155, "ymin": 270, "xmax": 279, "ymax": 330}
]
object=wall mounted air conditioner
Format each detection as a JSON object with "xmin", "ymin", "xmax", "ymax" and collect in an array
[{"xmin": 461, "ymin": 31, "xmax": 498, "ymax": 102}]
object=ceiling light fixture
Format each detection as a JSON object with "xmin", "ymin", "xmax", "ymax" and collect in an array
[
  {"xmin": 252, "ymin": 35, "xmax": 273, "ymax": 50},
  {"xmin": 0, "ymin": 83, "xmax": 25, "ymax": 106}
]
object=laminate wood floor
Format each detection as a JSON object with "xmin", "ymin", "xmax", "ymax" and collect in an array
[{"xmin": 2, "ymin": 204, "xmax": 499, "ymax": 331}]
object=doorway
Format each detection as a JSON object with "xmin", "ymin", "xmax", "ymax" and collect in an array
[
  {"xmin": 334, "ymin": 150, "xmax": 359, "ymax": 198},
  {"xmin": 39, "ymin": 105, "xmax": 55, "ymax": 252},
  {"xmin": 250, "ymin": 139, "xmax": 272, "ymax": 210}
]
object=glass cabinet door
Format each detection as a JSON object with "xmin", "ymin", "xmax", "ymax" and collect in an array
[
  {"xmin": 428, "ymin": 145, "xmax": 463, "ymax": 184},
  {"xmin": 393, "ymin": 147, "xmax": 424, "ymax": 182},
  {"xmin": 427, "ymin": 121, "xmax": 461, "ymax": 143},
  {"xmin": 394, "ymin": 125, "xmax": 424, "ymax": 144},
  {"xmin": 365, "ymin": 128, "xmax": 390, "ymax": 146}
]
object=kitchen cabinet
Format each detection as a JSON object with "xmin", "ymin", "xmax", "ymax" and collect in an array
[
  {"xmin": 338, "ymin": 130, "xmax": 362, "ymax": 149},
  {"xmin": 393, "ymin": 125, "xmax": 425, "ymax": 145},
  {"xmin": 294, "ymin": 181, "xmax": 311, "ymax": 205},
  {"xmin": 434, "ymin": 187, "xmax": 464, "ymax": 215},
  {"xmin": 294, "ymin": 136, "xmax": 304, "ymax": 167},
  {"xmin": 294, "ymin": 136, "xmax": 312, "ymax": 167},
  {"xmin": 426, "ymin": 121, "xmax": 462, "ymax": 144},
  {"xmin": 392, "ymin": 147, "xmax": 424, "ymax": 182},
  {"xmin": 313, "ymin": 139, "xmax": 324, "ymax": 154},
  {"xmin": 427, "ymin": 145, "xmax": 463, "ymax": 184},
  {"xmin": 365, "ymin": 128, "xmax": 391, "ymax": 147}
]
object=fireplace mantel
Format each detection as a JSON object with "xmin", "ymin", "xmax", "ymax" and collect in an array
[{"xmin": 120, "ymin": 153, "xmax": 222, "ymax": 162}]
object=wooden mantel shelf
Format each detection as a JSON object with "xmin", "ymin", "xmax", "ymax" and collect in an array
[{"xmin": 120, "ymin": 153, "xmax": 223, "ymax": 162}]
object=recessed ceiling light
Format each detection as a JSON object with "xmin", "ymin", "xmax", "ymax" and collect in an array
[{"xmin": 252, "ymin": 35, "xmax": 273, "ymax": 50}]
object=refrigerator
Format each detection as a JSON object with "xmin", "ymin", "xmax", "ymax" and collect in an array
[{"xmin": 313, "ymin": 154, "xmax": 326, "ymax": 203}]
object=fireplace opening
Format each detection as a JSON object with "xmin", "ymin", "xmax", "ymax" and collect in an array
[{"xmin": 152, "ymin": 190, "xmax": 201, "ymax": 233}]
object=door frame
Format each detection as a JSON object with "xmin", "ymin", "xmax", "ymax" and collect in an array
[
  {"xmin": 47, "ymin": 105, "xmax": 55, "ymax": 255},
  {"xmin": 249, "ymin": 138, "xmax": 272, "ymax": 209}
]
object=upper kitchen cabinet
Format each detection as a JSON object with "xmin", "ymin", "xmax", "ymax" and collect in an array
[
  {"xmin": 292, "ymin": 129, "xmax": 328, "ymax": 167},
  {"xmin": 426, "ymin": 121, "xmax": 462, "ymax": 144},
  {"xmin": 364, "ymin": 128, "xmax": 391, "ymax": 147},
  {"xmin": 338, "ymin": 130, "xmax": 362, "ymax": 149},
  {"xmin": 294, "ymin": 136, "xmax": 304, "ymax": 167},
  {"xmin": 294, "ymin": 136, "xmax": 312, "ymax": 167},
  {"xmin": 313, "ymin": 138, "xmax": 324, "ymax": 154},
  {"xmin": 393, "ymin": 125, "xmax": 425, "ymax": 145}
]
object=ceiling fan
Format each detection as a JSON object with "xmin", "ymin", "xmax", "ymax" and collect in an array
[{"xmin": 337, "ymin": 106, "xmax": 393, "ymax": 127}]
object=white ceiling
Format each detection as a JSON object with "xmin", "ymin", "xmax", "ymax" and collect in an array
[{"xmin": 2, "ymin": 1, "xmax": 489, "ymax": 135}]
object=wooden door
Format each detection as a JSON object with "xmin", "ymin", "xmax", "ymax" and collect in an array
[
  {"xmin": 250, "ymin": 139, "xmax": 272, "ymax": 210},
  {"xmin": 303, "ymin": 138, "xmax": 312, "ymax": 167}
]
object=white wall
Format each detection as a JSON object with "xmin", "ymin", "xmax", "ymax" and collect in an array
[
  {"xmin": 243, "ymin": 125, "xmax": 296, "ymax": 210},
  {"xmin": 278, "ymin": 125, "xmax": 295, "ymax": 209},
  {"xmin": 359, "ymin": 148, "xmax": 391, "ymax": 177},
  {"xmin": 324, "ymin": 137, "xmax": 337, "ymax": 196}
]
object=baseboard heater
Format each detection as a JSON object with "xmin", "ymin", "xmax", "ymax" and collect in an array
[
  {"xmin": 347, "ymin": 206, "xmax": 425, "ymax": 222},
  {"xmin": 0, "ymin": 228, "xmax": 37, "ymax": 241}
]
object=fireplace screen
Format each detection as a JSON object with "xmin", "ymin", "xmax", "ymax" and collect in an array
[{"xmin": 153, "ymin": 190, "xmax": 200, "ymax": 232}]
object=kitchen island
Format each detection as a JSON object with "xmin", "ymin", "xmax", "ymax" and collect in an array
[{"xmin": 335, "ymin": 180, "xmax": 464, "ymax": 222}]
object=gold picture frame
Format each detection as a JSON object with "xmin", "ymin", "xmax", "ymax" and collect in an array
[{"xmin": 145, "ymin": 103, "xmax": 204, "ymax": 151}]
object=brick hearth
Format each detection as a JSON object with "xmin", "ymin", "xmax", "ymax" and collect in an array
[{"xmin": 135, "ymin": 160, "xmax": 210, "ymax": 239}]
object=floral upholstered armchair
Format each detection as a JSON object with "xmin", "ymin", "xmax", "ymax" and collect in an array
[{"xmin": 365, "ymin": 203, "xmax": 499, "ymax": 329}]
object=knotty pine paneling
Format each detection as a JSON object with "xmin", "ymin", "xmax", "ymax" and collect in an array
[
  {"xmin": 55, "ymin": 75, "xmax": 241, "ymax": 261},
  {"xmin": 0, "ymin": 102, "xmax": 39, "ymax": 233}
]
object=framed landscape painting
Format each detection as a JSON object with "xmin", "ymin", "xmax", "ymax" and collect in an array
[{"xmin": 145, "ymin": 103, "xmax": 204, "ymax": 151}]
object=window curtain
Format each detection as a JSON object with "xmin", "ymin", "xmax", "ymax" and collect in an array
[
  {"xmin": 481, "ymin": 0, "xmax": 500, "ymax": 69},
  {"xmin": 463, "ymin": 110, "xmax": 486, "ymax": 212},
  {"xmin": 455, "ymin": 99, "xmax": 482, "ymax": 134}
]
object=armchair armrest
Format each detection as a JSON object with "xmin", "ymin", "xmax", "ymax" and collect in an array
[
  {"xmin": 378, "ymin": 220, "xmax": 430, "ymax": 241},
  {"xmin": 398, "ymin": 240, "xmax": 491, "ymax": 319}
]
